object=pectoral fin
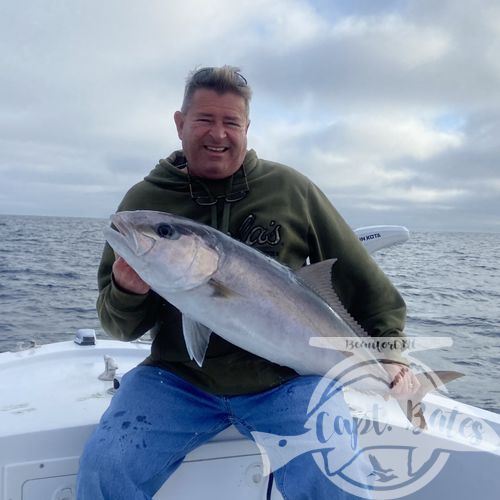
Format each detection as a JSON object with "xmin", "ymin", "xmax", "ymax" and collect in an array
[{"xmin": 182, "ymin": 316, "xmax": 212, "ymax": 367}]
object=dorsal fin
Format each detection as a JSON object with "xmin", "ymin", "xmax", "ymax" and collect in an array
[{"xmin": 296, "ymin": 259, "xmax": 369, "ymax": 338}]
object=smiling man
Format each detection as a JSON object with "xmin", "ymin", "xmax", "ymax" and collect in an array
[
  {"xmin": 76, "ymin": 66, "xmax": 418, "ymax": 499},
  {"xmin": 174, "ymin": 84, "xmax": 250, "ymax": 179}
]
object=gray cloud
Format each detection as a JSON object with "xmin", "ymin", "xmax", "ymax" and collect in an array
[{"xmin": 0, "ymin": 0, "xmax": 499, "ymax": 231}]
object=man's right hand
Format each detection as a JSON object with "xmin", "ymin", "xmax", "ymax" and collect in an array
[{"xmin": 112, "ymin": 256, "xmax": 150, "ymax": 294}]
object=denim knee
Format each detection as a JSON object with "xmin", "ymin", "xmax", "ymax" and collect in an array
[
  {"xmin": 77, "ymin": 429, "xmax": 151, "ymax": 499},
  {"xmin": 78, "ymin": 430, "xmax": 121, "ymax": 484}
]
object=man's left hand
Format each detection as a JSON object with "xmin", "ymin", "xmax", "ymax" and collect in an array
[{"xmin": 384, "ymin": 363, "xmax": 421, "ymax": 398}]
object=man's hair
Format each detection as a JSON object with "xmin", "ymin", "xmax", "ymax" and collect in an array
[{"xmin": 181, "ymin": 65, "xmax": 252, "ymax": 118}]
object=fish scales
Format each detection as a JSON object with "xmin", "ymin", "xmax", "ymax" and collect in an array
[{"xmin": 171, "ymin": 235, "xmax": 348, "ymax": 375}]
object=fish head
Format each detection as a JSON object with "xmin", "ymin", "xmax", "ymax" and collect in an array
[{"xmin": 104, "ymin": 210, "xmax": 222, "ymax": 291}]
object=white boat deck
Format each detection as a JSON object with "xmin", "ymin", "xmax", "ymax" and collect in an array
[
  {"xmin": 0, "ymin": 339, "xmax": 275, "ymax": 500},
  {"xmin": 1, "ymin": 338, "xmax": 499, "ymax": 499}
]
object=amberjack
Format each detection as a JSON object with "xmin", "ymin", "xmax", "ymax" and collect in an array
[{"xmin": 104, "ymin": 210, "xmax": 461, "ymax": 427}]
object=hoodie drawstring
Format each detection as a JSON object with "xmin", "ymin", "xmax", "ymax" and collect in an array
[
  {"xmin": 204, "ymin": 174, "xmax": 234, "ymax": 234},
  {"xmin": 219, "ymin": 174, "xmax": 234, "ymax": 234},
  {"xmin": 188, "ymin": 166, "xmax": 247, "ymax": 235}
]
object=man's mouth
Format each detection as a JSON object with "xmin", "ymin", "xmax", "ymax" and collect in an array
[{"xmin": 204, "ymin": 146, "xmax": 228, "ymax": 153}]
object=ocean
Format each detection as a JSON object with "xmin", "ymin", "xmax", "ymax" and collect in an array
[{"xmin": 0, "ymin": 214, "xmax": 499, "ymax": 414}]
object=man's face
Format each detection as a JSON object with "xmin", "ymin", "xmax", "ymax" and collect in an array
[{"xmin": 174, "ymin": 89, "xmax": 250, "ymax": 179}]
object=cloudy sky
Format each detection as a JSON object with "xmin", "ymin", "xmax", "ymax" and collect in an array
[{"xmin": 1, "ymin": 0, "xmax": 499, "ymax": 231}]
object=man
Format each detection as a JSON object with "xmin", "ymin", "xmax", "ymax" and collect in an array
[{"xmin": 77, "ymin": 66, "xmax": 418, "ymax": 499}]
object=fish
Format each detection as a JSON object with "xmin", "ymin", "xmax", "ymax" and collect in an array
[
  {"xmin": 103, "ymin": 210, "xmax": 462, "ymax": 425},
  {"xmin": 251, "ymin": 402, "xmax": 500, "ymax": 478}
]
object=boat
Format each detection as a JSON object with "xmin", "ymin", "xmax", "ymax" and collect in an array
[{"xmin": 1, "ymin": 226, "xmax": 499, "ymax": 500}]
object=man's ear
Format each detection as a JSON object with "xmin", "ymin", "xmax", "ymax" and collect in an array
[{"xmin": 174, "ymin": 111, "xmax": 185, "ymax": 140}]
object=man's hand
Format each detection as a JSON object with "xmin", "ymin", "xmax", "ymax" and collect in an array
[
  {"xmin": 384, "ymin": 363, "xmax": 421, "ymax": 399},
  {"xmin": 112, "ymin": 256, "xmax": 150, "ymax": 294}
]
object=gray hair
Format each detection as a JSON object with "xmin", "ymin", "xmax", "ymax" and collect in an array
[{"xmin": 181, "ymin": 65, "xmax": 252, "ymax": 118}]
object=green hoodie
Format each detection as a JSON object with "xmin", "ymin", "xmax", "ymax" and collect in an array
[{"xmin": 97, "ymin": 149, "xmax": 407, "ymax": 394}]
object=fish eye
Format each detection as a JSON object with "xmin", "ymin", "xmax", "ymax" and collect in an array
[{"xmin": 156, "ymin": 223, "xmax": 177, "ymax": 239}]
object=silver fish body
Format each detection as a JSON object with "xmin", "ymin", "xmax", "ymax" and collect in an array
[{"xmin": 104, "ymin": 210, "xmax": 391, "ymax": 389}]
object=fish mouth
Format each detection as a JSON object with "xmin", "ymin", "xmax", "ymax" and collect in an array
[{"xmin": 104, "ymin": 213, "xmax": 155, "ymax": 257}]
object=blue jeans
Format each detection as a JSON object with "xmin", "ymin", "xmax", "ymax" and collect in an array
[{"xmin": 77, "ymin": 366, "xmax": 372, "ymax": 499}]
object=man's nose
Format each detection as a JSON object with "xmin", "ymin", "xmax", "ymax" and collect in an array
[{"xmin": 209, "ymin": 122, "xmax": 227, "ymax": 140}]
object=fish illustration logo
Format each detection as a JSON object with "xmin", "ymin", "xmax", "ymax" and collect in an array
[{"xmin": 251, "ymin": 347, "xmax": 500, "ymax": 499}]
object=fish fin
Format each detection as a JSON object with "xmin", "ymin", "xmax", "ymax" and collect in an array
[
  {"xmin": 416, "ymin": 370, "xmax": 464, "ymax": 391},
  {"xmin": 296, "ymin": 259, "xmax": 337, "ymax": 299},
  {"xmin": 296, "ymin": 259, "xmax": 369, "ymax": 338},
  {"xmin": 182, "ymin": 316, "xmax": 212, "ymax": 367},
  {"xmin": 208, "ymin": 279, "xmax": 239, "ymax": 298},
  {"xmin": 398, "ymin": 397, "xmax": 428, "ymax": 430},
  {"xmin": 396, "ymin": 370, "xmax": 464, "ymax": 430},
  {"xmin": 413, "ymin": 370, "xmax": 464, "ymax": 407}
]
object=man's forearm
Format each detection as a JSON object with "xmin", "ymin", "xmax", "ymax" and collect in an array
[{"xmin": 96, "ymin": 280, "xmax": 159, "ymax": 341}]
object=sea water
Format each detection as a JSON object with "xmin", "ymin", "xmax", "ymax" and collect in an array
[{"xmin": 0, "ymin": 214, "xmax": 499, "ymax": 413}]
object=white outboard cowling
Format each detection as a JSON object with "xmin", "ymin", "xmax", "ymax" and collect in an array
[{"xmin": 354, "ymin": 225, "xmax": 410, "ymax": 254}]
